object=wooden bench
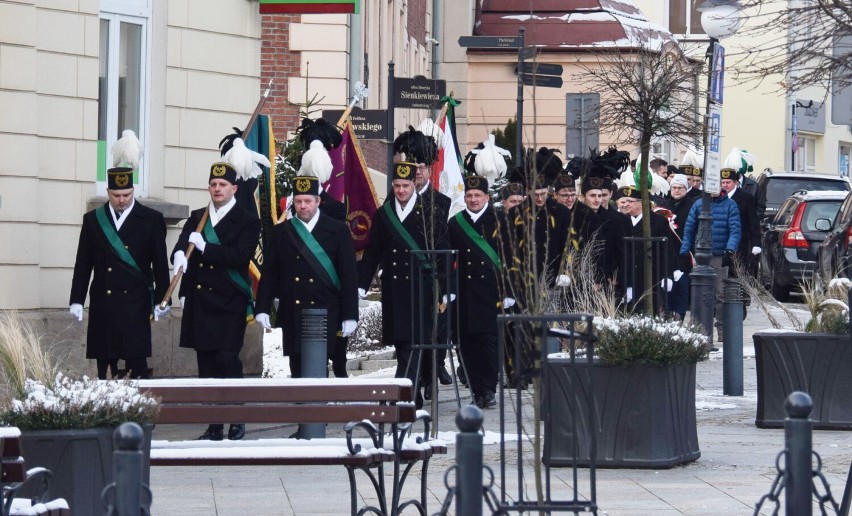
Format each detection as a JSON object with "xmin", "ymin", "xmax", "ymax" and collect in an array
[
  {"xmin": 137, "ymin": 378, "xmax": 446, "ymax": 515},
  {"xmin": 0, "ymin": 428, "xmax": 69, "ymax": 516}
]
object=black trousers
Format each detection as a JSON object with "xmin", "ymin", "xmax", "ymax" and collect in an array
[
  {"xmin": 460, "ymin": 332, "xmax": 498, "ymax": 397},
  {"xmin": 96, "ymin": 358, "xmax": 149, "ymax": 380},
  {"xmin": 196, "ymin": 349, "xmax": 243, "ymax": 430}
]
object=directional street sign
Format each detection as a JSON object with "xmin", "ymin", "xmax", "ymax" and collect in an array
[
  {"xmin": 458, "ymin": 35, "xmax": 522, "ymax": 49},
  {"xmin": 518, "ymin": 62, "xmax": 563, "ymax": 77},
  {"xmin": 520, "ymin": 73, "xmax": 563, "ymax": 89}
]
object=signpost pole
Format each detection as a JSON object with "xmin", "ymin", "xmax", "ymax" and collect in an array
[
  {"xmin": 515, "ymin": 27, "xmax": 525, "ymax": 168},
  {"xmin": 387, "ymin": 61, "xmax": 395, "ymax": 194}
]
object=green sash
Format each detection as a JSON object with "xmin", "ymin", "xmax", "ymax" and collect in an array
[
  {"xmin": 95, "ymin": 206, "xmax": 154, "ymax": 307},
  {"xmin": 454, "ymin": 211, "xmax": 501, "ymax": 269},
  {"xmin": 290, "ymin": 217, "xmax": 341, "ymax": 290},
  {"xmin": 381, "ymin": 202, "xmax": 431, "ymax": 268},
  {"xmin": 202, "ymin": 217, "xmax": 254, "ymax": 318}
]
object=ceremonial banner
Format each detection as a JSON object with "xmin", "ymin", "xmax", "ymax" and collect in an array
[
  {"xmin": 327, "ymin": 120, "xmax": 379, "ymax": 253},
  {"xmin": 432, "ymin": 99, "xmax": 466, "ymax": 217},
  {"xmin": 259, "ymin": 0, "xmax": 359, "ymax": 14},
  {"xmin": 243, "ymin": 114, "xmax": 277, "ymax": 293}
]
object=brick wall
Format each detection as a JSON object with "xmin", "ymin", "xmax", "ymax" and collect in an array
[
  {"xmin": 407, "ymin": 0, "xmax": 427, "ymax": 46},
  {"xmin": 362, "ymin": 140, "xmax": 390, "ymax": 173},
  {"xmin": 261, "ymin": 14, "xmax": 303, "ymax": 141}
]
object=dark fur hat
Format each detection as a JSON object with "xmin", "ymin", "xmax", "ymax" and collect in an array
[
  {"xmin": 298, "ymin": 117, "xmax": 342, "ymax": 151},
  {"xmin": 393, "ymin": 126, "xmax": 438, "ymax": 165}
]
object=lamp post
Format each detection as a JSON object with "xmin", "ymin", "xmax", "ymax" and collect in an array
[{"xmin": 691, "ymin": 1, "xmax": 744, "ymax": 344}]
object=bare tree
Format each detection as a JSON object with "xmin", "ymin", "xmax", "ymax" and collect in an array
[
  {"xmin": 734, "ymin": 0, "xmax": 852, "ymax": 93},
  {"xmin": 574, "ymin": 35, "xmax": 702, "ymax": 315}
]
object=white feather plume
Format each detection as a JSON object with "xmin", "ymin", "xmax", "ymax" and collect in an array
[
  {"xmin": 418, "ymin": 118, "xmax": 444, "ymax": 149},
  {"xmin": 111, "ymin": 129, "xmax": 143, "ymax": 169},
  {"xmin": 224, "ymin": 137, "xmax": 270, "ymax": 180},
  {"xmin": 681, "ymin": 146, "xmax": 704, "ymax": 169},
  {"xmin": 298, "ymin": 140, "xmax": 333, "ymax": 184},
  {"xmin": 472, "ymin": 134, "xmax": 510, "ymax": 181},
  {"xmin": 725, "ymin": 147, "xmax": 757, "ymax": 173}
]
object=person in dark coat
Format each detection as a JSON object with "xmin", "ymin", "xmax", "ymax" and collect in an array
[
  {"xmin": 255, "ymin": 176, "xmax": 358, "ymax": 379},
  {"xmin": 358, "ymin": 162, "xmax": 450, "ymax": 408},
  {"xmin": 393, "ymin": 126, "xmax": 453, "ymax": 390},
  {"xmin": 172, "ymin": 162, "xmax": 260, "ymax": 441},
  {"xmin": 449, "ymin": 175, "xmax": 501, "ymax": 409},
  {"xmin": 722, "ymin": 168, "xmax": 761, "ymax": 278},
  {"xmin": 614, "ymin": 186, "xmax": 679, "ymax": 314},
  {"xmin": 659, "ymin": 174, "xmax": 697, "ymax": 318},
  {"xmin": 69, "ymin": 167, "xmax": 170, "ymax": 380}
]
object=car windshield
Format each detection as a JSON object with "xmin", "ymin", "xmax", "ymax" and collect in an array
[
  {"xmin": 766, "ymin": 178, "xmax": 849, "ymax": 206},
  {"xmin": 801, "ymin": 200, "xmax": 843, "ymax": 231}
]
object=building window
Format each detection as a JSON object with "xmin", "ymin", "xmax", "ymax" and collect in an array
[
  {"xmin": 98, "ymin": 8, "xmax": 149, "ymax": 195},
  {"xmin": 668, "ymin": 0, "xmax": 706, "ymax": 37},
  {"xmin": 795, "ymin": 135, "xmax": 816, "ymax": 172},
  {"xmin": 839, "ymin": 144, "xmax": 851, "ymax": 177}
]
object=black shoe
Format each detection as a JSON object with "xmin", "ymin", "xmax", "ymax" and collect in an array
[
  {"xmin": 197, "ymin": 425, "xmax": 223, "ymax": 441},
  {"xmin": 228, "ymin": 424, "xmax": 245, "ymax": 441},
  {"xmin": 423, "ymin": 385, "xmax": 433, "ymax": 401},
  {"xmin": 480, "ymin": 391, "xmax": 497, "ymax": 409},
  {"xmin": 457, "ymin": 366, "xmax": 468, "ymax": 387},
  {"xmin": 415, "ymin": 392, "xmax": 424, "ymax": 410},
  {"xmin": 437, "ymin": 365, "xmax": 452, "ymax": 385},
  {"xmin": 710, "ymin": 346, "xmax": 720, "ymax": 352}
]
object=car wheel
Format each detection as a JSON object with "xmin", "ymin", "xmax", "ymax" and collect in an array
[{"xmin": 770, "ymin": 263, "xmax": 790, "ymax": 302}]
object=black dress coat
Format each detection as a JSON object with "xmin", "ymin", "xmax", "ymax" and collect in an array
[
  {"xmin": 448, "ymin": 207, "xmax": 501, "ymax": 336},
  {"xmin": 358, "ymin": 195, "xmax": 450, "ymax": 345},
  {"xmin": 173, "ymin": 205, "xmax": 260, "ymax": 352},
  {"xmin": 419, "ymin": 185, "xmax": 452, "ymax": 223},
  {"xmin": 255, "ymin": 212, "xmax": 358, "ymax": 356},
  {"xmin": 730, "ymin": 187, "xmax": 760, "ymax": 258},
  {"xmin": 617, "ymin": 211, "xmax": 679, "ymax": 310},
  {"xmin": 70, "ymin": 202, "xmax": 170, "ymax": 360}
]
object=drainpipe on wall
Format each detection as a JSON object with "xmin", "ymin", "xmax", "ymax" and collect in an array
[{"xmin": 349, "ymin": 10, "xmax": 362, "ymax": 104}]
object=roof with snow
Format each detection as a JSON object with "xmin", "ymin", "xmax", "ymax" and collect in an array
[{"xmin": 474, "ymin": 0, "xmax": 676, "ymax": 51}]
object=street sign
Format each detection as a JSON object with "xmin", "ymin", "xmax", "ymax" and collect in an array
[
  {"xmin": 520, "ymin": 73, "xmax": 563, "ymax": 89},
  {"xmin": 518, "ymin": 62, "xmax": 563, "ymax": 77},
  {"xmin": 709, "ymin": 44, "xmax": 725, "ymax": 105},
  {"xmin": 519, "ymin": 46, "xmax": 537, "ymax": 61},
  {"xmin": 458, "ymin": 35, "xmax": 522, "ymax": 49},
  {"xmin": 394, "ymin": 76, "xmax": 446, "ymax": 109},
  {"xmin": 322, "ymin": 108, "xmax": 387, "ymax": 140},
  {"xmin": 704, "ymin": 104, "xmax": 723, "ymax": 195}
]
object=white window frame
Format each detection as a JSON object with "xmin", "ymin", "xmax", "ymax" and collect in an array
[
  {"xmin": 795, "ymin": 135, "xmax": 816, "ymax": 172},
  {"xmin": 98, "ymin": 1, "xmax": 152, "ymax": 197},
  {"xmin": 666, "ymin": 0, "xmax": 707, "ymax": 40},
  {"xmin": 839, "ymin": 143, "xmax": 851, "ymax": 177}
]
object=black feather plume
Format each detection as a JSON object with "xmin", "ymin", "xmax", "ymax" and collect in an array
[
  {"xmin": 218, "ymin": 127, "xmax": 243, "ymax": 157},
  {"xmin": 298, "ymin": 118, "xmax": 342, "ymax": 151},
  {"xmin": 392, "ymin": 126, "xmax": 438, "ymax": 165}
]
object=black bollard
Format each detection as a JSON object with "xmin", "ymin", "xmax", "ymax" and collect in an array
[
  {"xmin": 785, "ymin": 391, "xmax": 813, "ymax": 516},
  {"xmin": 300, "ymin": 308, "xmax": 328, "ymax": 439},
  {"xmin": 455, "ymin": 404, "xmax": 484, "ymax": 516},
  {"xmin": 722, "ymin": 278, "xmax": 743, "ymax": 396},
  {"xmin": 106, "ymin": 422, "xmax": 149, "ymax": 516}
]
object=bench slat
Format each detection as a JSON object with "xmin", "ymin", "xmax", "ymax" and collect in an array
[
  {"xmin": 141, "ymin": 384, "xmax": 414, "ymax": 404},
  {"xmin": 155, "ymin": 404, "xmax": 416, "ymax": 424}
]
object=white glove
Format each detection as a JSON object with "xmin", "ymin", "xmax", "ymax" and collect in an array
[
  {"xmin": 662, "ymin": 278, "xmax": 673, "ymax": 292},
  {"xmin": 555, "ymin": 274, "xmax": 571, "ymax": 287},
  {"xmin": 358, "ymin": 288, "xmax": 367, "ymax": 300},
  {"xmin": 172, "ymin": 251, "xmax": 188, "ymax": 274},
  {"xmin": 503, "ymin": 298, "xmax": 516, "ymax": 309},
  {"xmin": 751, "ymin": 246, "xmax": 762, "ymax": 255},
  {"xmin": 255, "ymin": 313, "xmax": 271, "ymax": 329},
  {"xmin": 180, "ymin": 296, "xmax": 186, "ymax": 309},
  {"xmin": 69, "ymin": 303, "xmax": 83, "ymax": 321},
  {"xmin": 441, "ymin": 294, "xmax": 456, "ymax": 304},
  {"xmin": 377, "ymin": 269, "xmax": 383, "ymax": 279},
  {"xmin": 188, "ymin": 232, "xmax": 206, "ymax": 253},
  {"xmin": 625, "ymin": 288, "xmax": 633, "ymax": 303},
  {"xmin": 673, "ymin": 270, "xmax": 683, "ymax": 282},
  {"xmin": 341, "ymin": 319, "xmax": 357, "ymax": 337},
  {"xmin": 153, "ymin": 305, "xmax": 170, "ymax": 321}
]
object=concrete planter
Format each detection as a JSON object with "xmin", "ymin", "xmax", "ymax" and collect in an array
[
  {"xmin": 754, "ymin": 332, "xmax": 852, "ymax": 429},
  {"xmin": 542, "ymin": 359, "xmax": 700, "ymax": 469},
  {"xmin": 19, "ymin": 426, "xmax": 152, "ymax": 514}
]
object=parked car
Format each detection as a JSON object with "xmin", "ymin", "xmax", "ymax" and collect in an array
[
  {"xmin": 759, "ymin": 190, "xmax": 847, "ymax": 301},
  {"xmin": 754, "ymin": 170, "xmax": 850, "ymax": 224},
  {"xmin": 815, "ymin": 191, "xmax": 852, "ymax": 284}
]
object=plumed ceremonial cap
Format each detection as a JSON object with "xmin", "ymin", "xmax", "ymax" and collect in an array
[
  {"xmin": 292, "ymin": 176, "xmax": 320, "ymax": 197},
  {"xmin": 392, "ymin": 161, "xmax": 417, "ymax": 182},
  {"xmin": 463, "ymin": 175, "xmax": 489, "ymax": 194},
  {"xmin": 107, "ymin": 167, "xmax": 133, "ymax": 190},
  {"xmin": 209, "ymin": 162, "xmax": 238, "ymax": 185},
  {"xmin": 393, "ymin": 126, "xmax": 438, "ymax": 165}
]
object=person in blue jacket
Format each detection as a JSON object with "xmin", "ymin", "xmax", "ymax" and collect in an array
[{"xmin": 679, "ymin": 189, "xmax": 741, "ymax": 343}]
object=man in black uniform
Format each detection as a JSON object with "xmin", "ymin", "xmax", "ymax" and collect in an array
[
  {"xmin": 393, "ymin": 127, "xmax": 453, "ymax": 389},
  {"xmin": 721, "ymin": 167, "xmax": 761, "ymax": 278},
  {"xmin": 449, "ymin": 175, "xmax": 501, "ymax": 408},
  {"xmin": 70, "ymin": 167, "xmax": 170, "ymax": 380},
  {"xmin": 172, "ymin": 162, "xmax": 260, "ymax": 441},
  {"xmin": 255, "ymin": 175, "xmax": 358, "ymax": 378},
  {"xmin": 359, "ymin": 162, "xmax": 450, "ymax": 407}
]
